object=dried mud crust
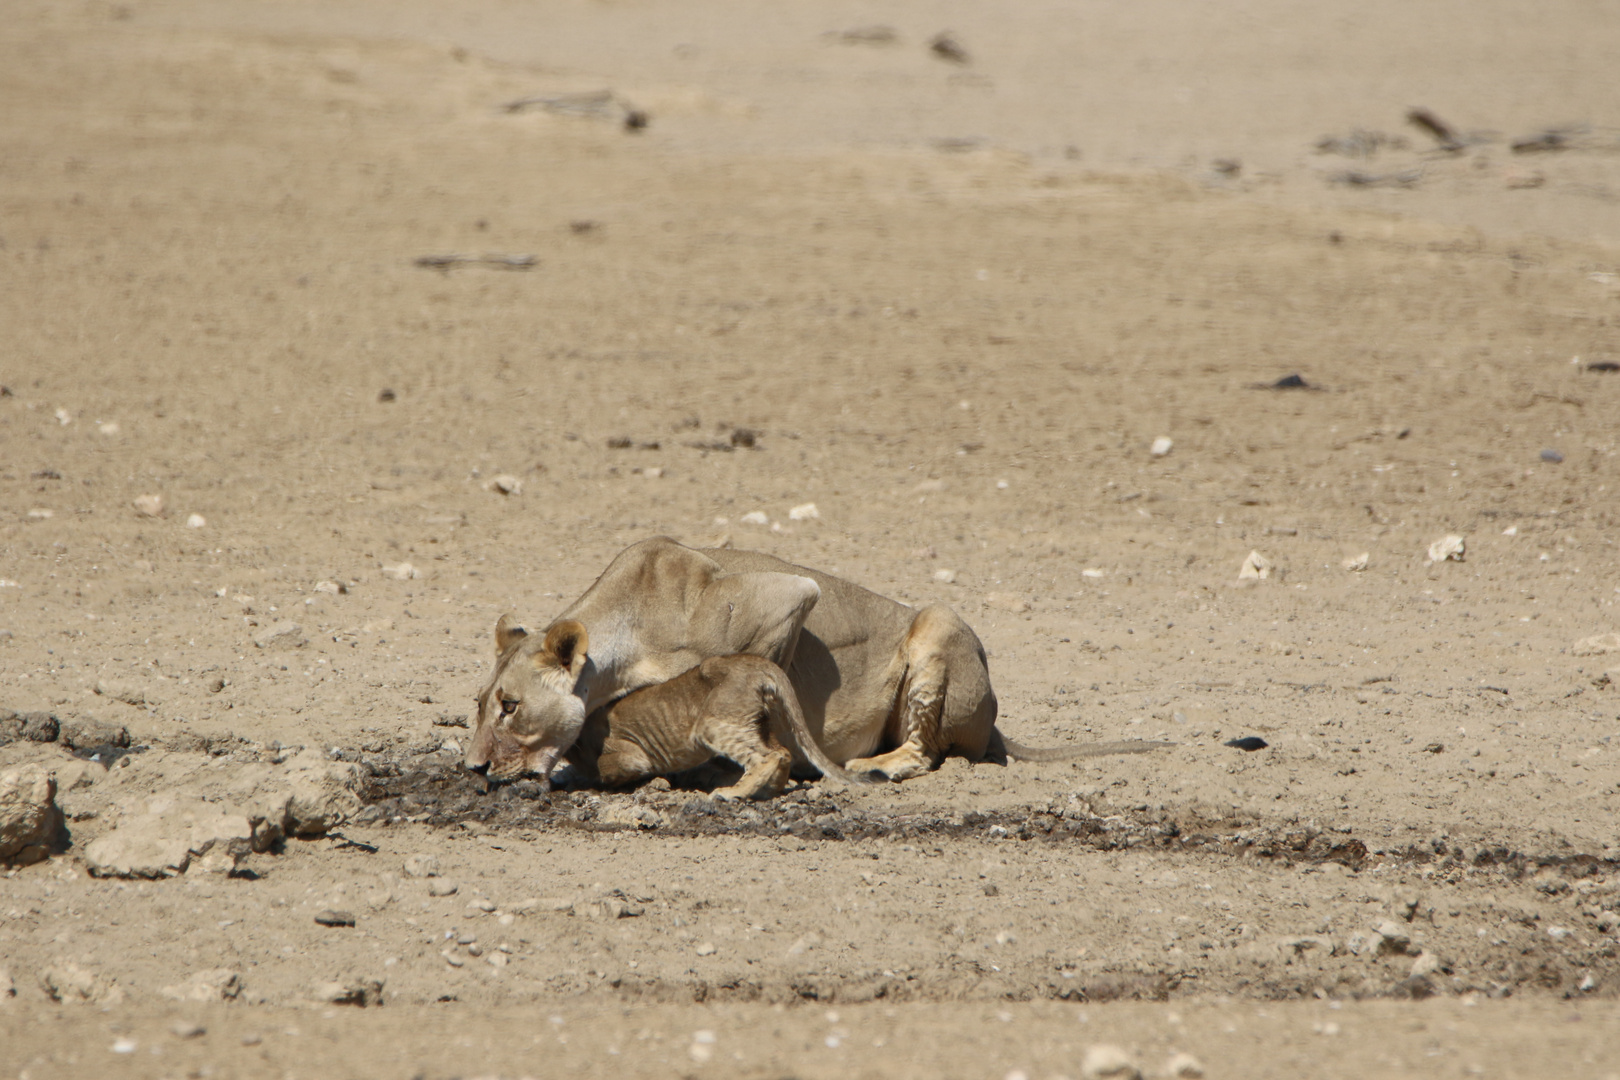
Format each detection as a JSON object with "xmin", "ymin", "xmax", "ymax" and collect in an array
[{"xmin": 352, "ymin": 752, "xmax": 1620, "ymax": 1003}]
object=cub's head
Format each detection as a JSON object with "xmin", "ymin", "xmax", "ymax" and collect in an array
[{"xmin": 466, "ymin": 614, "xmax": 590, "ymax": 785}]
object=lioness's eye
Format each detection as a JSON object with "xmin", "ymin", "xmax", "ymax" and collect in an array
[{"xmin": 500, "ymin": 698, "xmax": 518, "ymax": 716}]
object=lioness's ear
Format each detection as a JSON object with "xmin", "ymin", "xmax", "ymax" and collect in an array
[
  {"xmin": 540, "ymin": 619, "xmax": 589, "ymax": 677},
  {"xmin": 494, "ymin": 613, "xmax": 528, "ymax": 655}
]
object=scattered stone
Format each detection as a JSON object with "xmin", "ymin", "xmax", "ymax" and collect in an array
[
  {"xmin": 253, "ymin": 620, "xmax": 306, "ymax": 650},
  {"xmin": 1081, "ymin": 568, "xmax": 1106, "ymax": 579},
  {"xmin": 1270, "ymin": 373, "xmax": 1309, "ymax": 389},
  {"xmin": 1579, "ymin": 973, "xmax": 1598, "ymax": 993},
  {"xmin": 1373, "ymin": 920, "xmax": 1412, "ymax": 956},
  {"xmin": 985, "ymin": 592, "xmax": 1029, "ymax": 614},
  {"xmin": 0, "ymin": 967, "xmax": 13, "ymax": 1002},
  {"xmin": 1342, "ymin": 552, "xmax": 1370, "ymax": 572},
  {"xmin": 428, "ymin": 879, "xmax": 460, "ymax": 897},
  {"xmin": 1409, "ymin": 951, "xmax": 1444, "ymax": 978},
  {"xmin": 111, "ymin": 1038, "xmax": 136, "ymax": 1054},
  {"xmin": 1540, "ymin": 448, "xmax": 1564, "ymax": 464},
  {"xmin": 695, "ymin": 942, "xmax": 717, "ymax": 956},
  {"xmin": 1166, "ymin": 1052, "xmax": 1204, "ymax": 1079},
  {"xmin": 485, "ymin": 474, "xmax": 522, "ymax": 496},
  {"xmin": 170, "ymin": 1021, "xmax": 206, "ymax": 1039},
  {"xmin": 442, "ymin": 950, "xmax": 464, "ymax": 968},
  {"xmin": 313, "ymin": 978, "xmax": 384, "ymax": 1007},
  {"xmin": 362, "ymin": 618, "xmax": 394, "ymax": 633},
  {"xmin": 486, "ymin": 951, "xmax": 507, "ymax": 970},
  {"xmin": 787, "ymin": 932, "xmax": 823, "ymax": 956},
  {"xmin": 39, "ymin": 961, "xmax": 123, "ymax": 1005},
  {"xmin": 1345, "ymin": 931, "xmax": 1370, "ymax": 956},
  {"xmin": 85, "ymin": 803, "xmax": 253, "ymax": 878},
  {"xmin": 933, "ymin": 569, "xmax": 957, "ymax": 584},
  {"xmin": 381, "ymin": 562, "xmax": 419, "ymax": 581},
  {"xmin": 1238, "ymin": 550, "xmax": 1272, "ymax": 580},
  {"xmin": 433, "ymin": 712, "xmax": 468, "ymax": 728},
  {"xmin": 788, "ymin": 502, "xmax": 820, "ymax": 521},
  {"xmin": 59, "ymin": 717, "xmax": 129, "ymax": 751},
  {"xmin": 0, "ymin": 764, "xmax": 61, "ymax": 865},
  {"xmin": 314, "ymin": 580, "xmax": 345, "ymax": 595},
  {"xmin": 161, "ymin": 969, "xmax": 242, "ymax": 1002},
  {"xmin": 467, "ymin": 898, "xmax": 497, "ymax": 913},
  {"xmin": 1224, "ymin": 736, "xmax": 1268, "ymax": 752},
  {"xmin": 94, "ymin": 678, "xmax": 150, "ymax": 706},
  {"xmin": 1080, "ymin": 1044, "xmax": 1142, "ymax": 1080},
  {"xmin": 315, "ymin": 909, "xmax": 357, "ymax": 927},
  {"xmin": 185, "ymin": 513, "xmax": 207, "ymax": 528},
  {"xmin": 1572, "ymin": 633, "xmax": 1620, "ymax": 657},
  {"xmin": 1150, "ymin": 436, "xmax": 1173, "ymax": 457},
  {"xmin": 403, "ymin": 853, "xmax": 441, "ymax": 878},
  {"xmin": 133, "ymin": 494, "xmax": 165, "ymax": 517},
  {"xmin": 1396, "ymin": 974, "xmax": 1436, "ymax": 999},
  {"xmin": 740, "ymin": 511, "xmax": 770, "ymax": 526},
  {"xmin": 1427, "ymin": 534, "xmax": 1465, "ymax": 563}
]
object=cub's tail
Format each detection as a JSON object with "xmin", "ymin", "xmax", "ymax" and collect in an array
[
  {"xmin": 992, "ymin": 730, "xmax": 1174, "ymax": 763},
  {"xmin": 760, "ymin": 677, "xmax": 874, "ymax": 787}
]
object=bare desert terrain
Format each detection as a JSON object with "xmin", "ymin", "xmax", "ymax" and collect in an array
[{"xmin": 4, "ymin": 2, "xmax": 1620, "ymax": 1076}]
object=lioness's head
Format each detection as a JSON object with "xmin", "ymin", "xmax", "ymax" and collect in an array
[{"xmin": 466, "ymin": 614, "xmax": 590, "ymax": 785}]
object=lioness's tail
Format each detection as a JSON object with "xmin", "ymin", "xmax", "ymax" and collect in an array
[
  {"xmin": 760, "ymin": 678, "xmax": 873, "ymax": 787},
  {"xmin": 993, "ymin": 731, "xmax": 1174, "ymax": 763}
]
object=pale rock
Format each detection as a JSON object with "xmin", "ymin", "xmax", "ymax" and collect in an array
[
  {"xmin": 85, "ymin": 803, "xmax": 253, "ymax": 878},
  {"xmin": 0, "ymin": 763, "xmax": 61, "ymax": 865},
  {"xmin": 1166, "ymin": 1052, "xmax": 1203, "ymax": 1079},
  {"xmin": 428, "ymin": 879, "xmax": 460, "ymax": 897},
  {"xmin": 694, "ymin": 942, "xmax": 717, "ymax": 956},
  {"xmin": 253, "ymin": 620, "xmax": 306, "ymax": 650},
  {"xmin": 362, "ymin": 618, "xmax": 394, "ymax": 633},
  {"xmin": 933, "ymin": 569, "xmax": 957, "ymax": 584},
  {"xmin": 185, "ymin": 514, "xmax": 206, "ymax": 528},
  {"xmin": 313, "ymin": 978, "xmax": 384, "ymax": 1007},
  {"xmin": 403, "ymin": 853, "xmax": 441, "ymax": 878},
  {"xmin": 485, "ymin": 475, "xmax": 522, "ymax": 496},
  {"xmin": 381, "ymin": 562, "xmax": 419, "ymax": 581},
  {"xmin": 1345, "ymin": 931, "xmax": 1370, "ymax": 956},
  {"xmin": 1080, "ymin": 1044, "xmax": 1142, "ymax": 1080},
  {"xmin": 1427, "ymin": 534, "xmax": 1465, "ymax": 563},
  {"xmin": 787, "ymin": 932, "xmax": 823, "ymax": 956},
  {"xmin": 274, "ymin": 748, "xmax": 363, "ymax": 836},
  {"xmin": 98, "ymin": 421, "xmax": 119, "ymax": 436},
  {"xmin": 1342, "ymin": 552, "xmax": 1370, "ymax": 572},
  {"xmin": 170, "ymin": 1021, "xmax": 206, "ymax": 1039},
  {"xmin": 1373, "ymin": 920, "xmax": 1412, "ymax": 956},
  {"xmin": 1572, "ymin": 633, "xmax": 1620, "ymax": 657},
  {"xmin": 597, "ymin": 802, "xmax": 663, "ymax": 829},
  {"xmin": 133, "ymin": 494, "xmax": 165, "ymax": 517},
  {"xmin": 1150, "ymin": 436, "xmax": 1173, "ymax": 457},
  {"xmin": 1238, "ymin": 550, "xmax": 1272, "ymax": 580},
  {"xmin": 39, "ymin": 962, "xmax": 123, "ymax": 1005},
  {"xmin": 739, "ymin": 511, "xmax": 769, "ymax": 526},
  {"xmin": 314, "ymin": 580, "xmax": 345, "ymax": 595},
  {"xmin": 1409, "ymin": 951, "xmax": 1444, "ymax": 978},
  {"xmin": 788, "ymin": 502, "xmax": 820, "ymax": 521},
  {"xmin": 161, "ymin": 969, "xmax": 242, "ymax": 1003},
  {"xmin": 1081, "ymin": 568, "xmax": 1106, "ymax": 579},
  {"xmin": 985, "ymin": 592, "xmax": 1029, "ymax": 614}
]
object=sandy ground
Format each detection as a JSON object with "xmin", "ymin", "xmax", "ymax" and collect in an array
[{"xmin": 5, "ymin": 1, "xmax": 1620, "ymax": 1076}]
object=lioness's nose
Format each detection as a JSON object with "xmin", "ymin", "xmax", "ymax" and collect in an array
[{"xmin": 467, "ymin": 761, "xmax": 489, "ymax": 776}]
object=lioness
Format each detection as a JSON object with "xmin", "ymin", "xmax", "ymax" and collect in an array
[
  {"xmin": 488, "ymin": 653, "xmax": 864, "ymax": 799},
  {"xmin": 468, "ymin": 537, "xmax": 1161, "ymax": 791}
]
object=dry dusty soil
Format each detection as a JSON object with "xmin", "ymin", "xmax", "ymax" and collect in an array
[{"xmin": 5, "ymin": 2, "xmax": 1620, "ymax": 1077}]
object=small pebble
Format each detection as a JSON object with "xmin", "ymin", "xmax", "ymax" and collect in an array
[
  {"xmin": 1342, "ymin": 552, "xmax": 1369, "ymax": 572},
  {"xmin": 486, "ymin": 952, "xmax": 508, "ymax": 969},
  {"xmin": 1080, "ymin": 1044, "xmax": 1142, "ymax": 1080},
  {"xmin": 314, "ymin": 580, "xmax": 345, "ymax": 595},
  {"xmin": 1225, "ymin": 736, "xmax": 1268, "ymax": 752},
  {"xmin": 403, "ymin": 854, "xmax": 441, "ymax": 878},
  {"xmin": 170, "ymin": 1021, "xmax": 206, "ymax": 1039},
  {"xmin": 1081, "ymin": 568, "xmax": 1106, "ymax": 579},
  {"xmin": 1166, "ymin": 1053, "xmax": 1204, "ymax": 1079},
  {"xmin": 933, "ymin": 569, "xmax": 957, "ymax": 583},
  {"xmin": 1150, "ymin": 436, "xmax": 1173, "ymax": 457},
  {"xmin": 240, "ymin": 1034, "xmax": 262, "ymax": 1046},
  {"xmin": 486, "ymin": 474, "xmax": 522, "ymax": 495},
  {"xmin": 740, "ymin": 511, "xmax": 769, "ymax": 526},
  {"xmin": 788, "ymin": 502, "xmax": 820, "ymax": 521},
  {"xmin": 314, "ymin": 910, "xmax": 356, "ymax": 927},
  {"xmin": 381, "ymin": 562, "xmax": 419, "ymax": 580},
  {"xmin": 442, "ymin": 951, "xmax": 464, "ymax": 968},
  {"xmin": 185, "ymin": 513, "xmax": 206, "ymax": 528},
  {"xmin": 1427, "ymin": 534, "xmax": 1465, "ymax": 563},
  {"xmin": 1540, "ymin": 448, "xmax": 1564, "ymax": 463},
  {"xmin": 1238, "ymin": 550, "xmax": 1272, "ymax": 580},
  {"xmin": 428, "ymin": 880, "xmax": 459, "ymax": 897},
  {"xmin": 695, "ymin": 942, "xmax": 717, "ymax": 956},
  {"xmin": 133, "ymin": 494, "xmax": 165, "ymax": 517},
  {"xmin": 110, "ymin": 1038, "xmax": 137, "ymax": 1054}
]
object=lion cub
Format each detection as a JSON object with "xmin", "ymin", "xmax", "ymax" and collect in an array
[{"xmin": 559, "ymin": 654, "xmax": 864, "ymax": 800}]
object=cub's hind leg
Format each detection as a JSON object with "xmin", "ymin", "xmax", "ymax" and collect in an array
[{"xmin": 696, "ymin": 660, "xmax": 793, "ymax": 800}]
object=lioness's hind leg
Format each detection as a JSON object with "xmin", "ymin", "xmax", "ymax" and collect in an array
[
  {"xmin": 702, "ymin": 710, "xmax": 792, "ymax": 801},
  {"xmin": 843, "ymin": 605, "xmax": 961, "ymax": 782}
]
